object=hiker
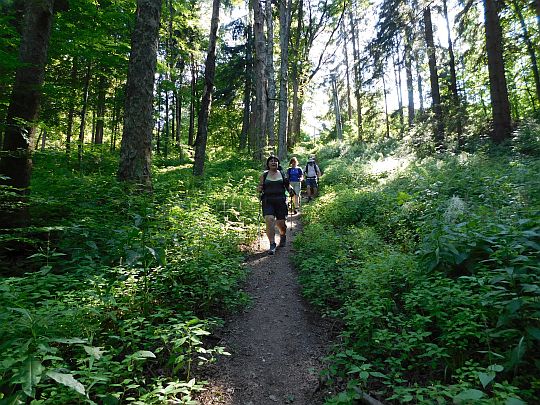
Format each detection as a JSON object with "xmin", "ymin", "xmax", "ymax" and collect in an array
[
  {"xmin": 257, "ymin": 156, "xmax": 295, "ymax": 255},
  {"xmin": 287, "ymin": 157, "xmax": 303, "ymax": 214},
  {"xmin": 304, "ymin": 155, "xmax": 322, "ymax": 201}
]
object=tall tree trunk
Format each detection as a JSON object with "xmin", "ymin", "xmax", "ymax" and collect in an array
[
  {"xmin": 251, "ymin": 0, "xmax": 267, "ymax": 162},
  {"xmin": 483, "ymin": 0, "xmax": 511, "ymax": 143},
  {"xmin": 416, "ymin": 57, "xmax": 424, "ymax": 112},
  {"xmin": 512, "ymin": 0, "xmax": 540, "ymax": 106},
  {"xmin": 423, "ymin": 6, "xmax": 444, "ymax": 148},
  {"xmin": 289, "ymin": 0, "xmax": 303, "ymax": 149},
  {"xmin": 193, "ymin": 0, "xmax": 220, "ymax": 176},
  {"xmin": 117, "ymin": 0, "xmax": 162, "ymax": 188},
  {"xmin": 341, "ymin": 18, "xmax": 353, "ymax": 121},
  {"xmin": 164, "ymin": 88, "xmax": 169, "ymax": 158},
  {"xmin": 349, "ymin": 9, "xmax": 363, "ymax": 141},
  {"xmin": 66, "ymin": 56, "xmax": 78, "ymax": 154},
  {"xmin": 382, "ymin": 74, "xmax": 390, "ymax": 138},
  {"xmin": 78, "ymin": 60, "xmax": 92, "ymax": 166},
  {"xmin": 0, "ymin": 0, "xmax": 54, "ymax": 206},
  {"xmin": 277, "ymin": 0, "xmax": 289, "ymax": 161},
  {"xmin": 392, "ymin": 52, "xmax": 404, "ymax": 135},
  {"xmin": 95, "ymin": 74, "xmax": 106, "ymax": 144},
  {"xmin": 240, "ymin": 25, "xmax": 253, "ymax": 150},
  {"xmin": 443, "ymin": 0, "xmax": 463, "ymax": 139},
  {"xmin": 404, "ymin": 39, "xmax": 415, "ymax": 126},
  {"xmin": 331, "ymin": 74, "xmax": 343, "ymax": 139},
  {"xmin": 188, "ymin": 53, "xmax": 197, "ymax": 146},
  {"xmin": 266, "ymin": 0, "xmax": 276, "ymax": 149}
]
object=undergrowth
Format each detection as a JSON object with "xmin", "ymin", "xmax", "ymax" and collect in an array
[
  {"xmin": 0, "ymin": 148, "xmax": 260, "ymax": 404},
  {"xmin": 294, "ymin": 124, "xmax": 540, "ymax": 404}
]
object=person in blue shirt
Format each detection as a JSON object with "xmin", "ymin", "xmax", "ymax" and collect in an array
[{"xmin": 286, "ymin": 157, "xmax": 303, "ymax": 214}]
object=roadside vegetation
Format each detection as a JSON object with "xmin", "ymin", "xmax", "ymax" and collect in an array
[
  {"xmin": 294, "ymin": 123, "xmax": 540, "ymax": 404},
  {"xmin": 0, "ymin": 149, "xmax": 260, "ymax": 404}
]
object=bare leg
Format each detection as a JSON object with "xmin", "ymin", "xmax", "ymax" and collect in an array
[
  {"xmin": 265, "ymin": 215, "xmax": 276, "ymax": 244},
  {"xmin": 276, "ymin": 219, "xmax": 286, "ymax": 236}
]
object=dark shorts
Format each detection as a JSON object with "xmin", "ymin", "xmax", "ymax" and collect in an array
[
  {"xmin": 306, "ymin": 177, "xmax": 318, "ymax": 188},
  {"xmin": 262, "ymin": 197, "xmax": 288, "ymax": 220}
]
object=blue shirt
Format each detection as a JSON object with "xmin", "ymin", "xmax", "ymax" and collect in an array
[{"xmin": 287, "ymin": 167, "xmax": 303, "ymax": 182}]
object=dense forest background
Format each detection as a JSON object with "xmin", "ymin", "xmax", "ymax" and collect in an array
[{"xmin": 0, "ymin": 0, "xmax": 539, "ymax": 403}]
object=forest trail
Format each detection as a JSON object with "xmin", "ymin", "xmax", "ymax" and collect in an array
[{"xmin": 198, "ymin": 213, "xmax": 330, "ymax": 405}]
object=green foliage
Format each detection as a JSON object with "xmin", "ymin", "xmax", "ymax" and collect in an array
[
  {"xmin": 0, "ymin": 150, "xmax": 259, "ymax": 403},
  {"xmin": 293, "ymin": 138, "xmax": 540, "ymax": 403}
]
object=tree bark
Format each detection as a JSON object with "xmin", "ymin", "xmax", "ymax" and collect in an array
[
  {"xmin": 117, "ymin": 0, "xmax": 162, "ymax": 188},
  {"xmin": 188, "ymin": 53, "xmax": 197, "ymax": 146},
  {"xmin": 483, "ymin": 0, "xmax": 511, "ymax": 143},
  {"xmin": 277, "ymin": 0, "xmax": 290, "ymax": 161},
  {"xmin": 95, "ymin": 73, "xmax": 106, "ymax": 144},
  {"xmin": 404, "ymin": 38, "xmax": 415, "ymax": 126},
  {"xmin": 266, "ymin": 0, "xmax": 276, "ymax": 149},
  {"xmin": 251, "ymin": 0, "xmax": 267, "ymax": 162},
  {"xmin": 341, "ymin": 18, "xmax": 352, "ymax": 121},
  {"xmin": 193, "ymin": 0, "xmax": 220, "ymax": 176},
  {"xmin": 240, "ymin": 24, "xmax": 253, "ymax": 150},
  {"xmin": 349, "ymin": 9, "xmax": 363, "ymax": 141},
  {"xmin": 423, "ymin": 6, "xmax": 444, "ymax": 148},
  {"xmin": 511, "ymin": 0, "xmax": 540, "ymax": 106},
  {"xmin": 78, "ymin": 60, "xmax": 92, "ymax": 165},
  {"xmin": 443, "ymin": 0, "xmax": 463, "ymax": 139},
  {"xmin": 66, "ymin": 56, "xmax": 78, "ymax": 154}
]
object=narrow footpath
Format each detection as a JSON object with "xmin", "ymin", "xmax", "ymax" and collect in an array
[{"xmin": 198, "ymin": 214, "xmax": 330, "ymax": 405}]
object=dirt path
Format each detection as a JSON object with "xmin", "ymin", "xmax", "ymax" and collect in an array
[{"xmin": 198, "ymin": 214, "xmax": 330, "ymax": 405}]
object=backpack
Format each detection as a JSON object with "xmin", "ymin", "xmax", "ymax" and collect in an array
[{"xmin": 305, "ymin": 162, "xmax": 320, "ymax": 178}]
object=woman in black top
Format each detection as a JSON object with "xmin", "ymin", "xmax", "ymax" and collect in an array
[{"xmin": 257, "ymin": 156, "xmax": 294, "ymax": 255}]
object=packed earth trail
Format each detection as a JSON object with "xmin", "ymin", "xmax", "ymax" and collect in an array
[{"xmin": 198, "ymin": 214, "xmax": 331, "ymax": 405}]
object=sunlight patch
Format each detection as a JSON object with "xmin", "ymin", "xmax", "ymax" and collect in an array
[{"xmin": 368, "ymin": 156, "xmax": 410, "ymax": 175}]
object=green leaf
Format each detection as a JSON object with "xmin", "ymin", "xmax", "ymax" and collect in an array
[
  {"xmin": 505, "ymin": 398, "xmax": 526, "ymax": 405},
  {"xmin": 478, "ymin": 371, "xmax": 496, "ymax": 388},
  {"xmin": 46, "ymin": 371, "xmax": 85, "ymax": 395},
  {"xmin": 84, "ymin": 345, "xmax": 105, "ymax": 360},
  {"xmin": 487, "ymin": 364, "xmax": 504, "ymax": 372},
  {"xmin": 20, "ymin": 357, "xmax": 44, "ymax": 397},
  {"xmin": 132, "ymin": 350, "xmax": 156, "ymax": 359},
  {"xmin": 51, "ymin": 337, "xmax": 88, "ymax": 344},
  {"xmin": 526, "ymin": 327, "xmax": 540, "ymax": 340},
  {"xmin": 453, "ymin": 389, "xmax": 485, "ymax": 403}
]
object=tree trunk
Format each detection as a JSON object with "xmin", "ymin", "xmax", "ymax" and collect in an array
[
  {"xmin": 193, "ymin": 0, "xmax": 220, "ymax": 176},
  {"xmin": 164, "ymin": 88, "xmax": 169, "ymax": 158},
  {"xmin": 188, "ymin": 53, "xmax": 197, "ymax": 146},
  {"xmin": 331, "ymin": 74, "xmax": 343, "ymax": 139},
  {"xmin": 117, "ymin": 0, "xmax": 162, "ymax": 188},
  {"xmin": 382, "ymin": 73, "xmax": 390, "ymax": 138},
  {"xmin": 416, "ymin": 57, "xmax": 424, "ymax": 112},
  {"xmin": 423, "ymin": 6, "xmax": 444, "ymax": 148},
  {"xmin": 266, "ymin": 0, "xmax": 276, "ymax": 149},
  {"xmin": 512, "ymin": 0, "xmax": 540, "ymax": 106},
  {"xmin": 443, "ymin": 0, "xmax": 463, "ymax": 139},
  {"xmin": 78, "ymin": 60, "xmax": 91, "ymax": 165},
  {"xmin": 251, "ymin": 0, "xmax": 267, "ymax": 162},
  {"xmin": 0, "ymin": 0, "xmax": 54, "ymax": 196},
  {"xmin": 277, "ymin": 0, "xmax": 289, "ymax": 161},
  {"xmin": 289, "ymin": 0, "xmax": 303, "ymax": 149},
  {"xmin": 240, "ymin": 25, "xmax": 253, "ymax": 150},
  {"xmin": 404, "ymin": 40, "xmax": 415, "ymax": 126},
  {"xmin": 66, "ymin": 56, "xmax": 78, "ymax": 154},
  {"xmin": 341, "ymin": 18, "xmax": 352, "ymax": 121},
  {"xmin": 95, "ymin": 73, "xmax": 106, "ymax": 144},
  {"xmin": 392, "ymin": 52, "xmax": 404, "ymax": 135},
  {"xmin": 483, "ymin": 0, "xmax": 511, "ymax": 143},
  {"xmin": 349, "ymin": 10, "xmax": 363, "ymax": 141}
]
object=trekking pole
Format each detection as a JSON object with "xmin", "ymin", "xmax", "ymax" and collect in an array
[{"xmin": 257, "ymin": 197, "xmax": 262, "ymax": 250}]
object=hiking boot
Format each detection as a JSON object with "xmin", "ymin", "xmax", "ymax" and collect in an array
[
  {"xmin": 268, "ymin": 242, "xmax": 277, "ymax": 255},
  {"xmin": 278, "ymin": 235, "xmax": 286, "ymax": 247}
]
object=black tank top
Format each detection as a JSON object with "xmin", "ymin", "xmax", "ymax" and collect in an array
[{"xmin": 264, "ymin": 175, "xmax": 286, "ymax": 199}]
